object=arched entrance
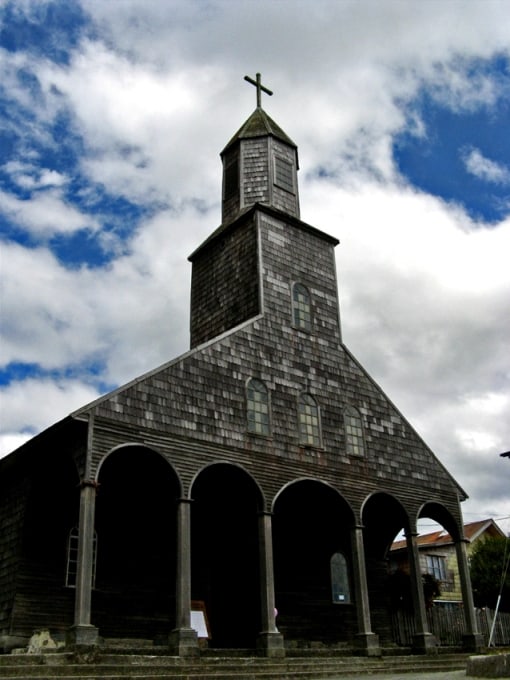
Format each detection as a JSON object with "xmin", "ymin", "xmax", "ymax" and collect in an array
[
  {"xmin": 94, "ymin": 445, "xmax": 180, "ymax": 641},
  {"xmin": 362, "ymin": 492, "xmax": 410, "ymax": 644},
  {"xmin": 190, "ymin": 463, "xmax": 263, "ymax": 648},
  {"xmin": 272, "ymin": 479, "xmax": 356, "ymax": 644},
  {"xmin": 417, "ymin": 502, "xmax": 461, "ymax": 610},
  {"xmin": 417, "ymin": 502, "xmax": 481, "ymax": 649}
]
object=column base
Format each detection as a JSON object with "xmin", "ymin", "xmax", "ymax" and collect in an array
[
  {"xmin": 168, "ymin": 628, "xmax": 199, "ymax": 657},
  {"xmin": 353, "ymin": 632, "xmax": 380, "ymax": 656},
  {"xmin": 412, "ymin": 632, "xmax": 437, "ymax": 654},
  {"xmin": 257, "ymin": 631, "xmax": 285, "ymax": 657},
  {"xmin": 67, "ymin": 624, "xmax": 99, "ymax": 647},
  {"xmin": 462, "ymin": 632, "xmax": 485, "ymax": 653}
]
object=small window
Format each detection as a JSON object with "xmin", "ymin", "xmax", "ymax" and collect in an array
[
  {"xmin": 292, "ymin": 283, "xmax": 312, "ymax": 331},
  {"xmin": 65, "ymin": 527, "xmax": 97, "ymax": 588},
  {"xmin": 274, "ymin": 155, "xmax": 295, "ymax": 194},
  {"xmin": 247, "ymin": 378, "xmax": 270, "ymax": 436},
  {"xmin": 224, "ymin": 157, "xmax": 239, "ymax": 200},
  {"xmin": 426, "ymin": 555, "xmax": 447, "ymax": 581},
  {"xmin": 331, "ymin": 552, "xmax": 351, "ymax": 604},
  {"xmin": 344, "ymin": 406, "xmax": 365, "ymax": 456},
  {"xmin": 298, "ymin": 393, "xmax": 321, "ymax": 447}
]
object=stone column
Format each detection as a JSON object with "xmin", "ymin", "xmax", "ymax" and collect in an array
[
  {"xmin": 68, "ymin": 480, "xmax": 99, "ymax": 646},
  {"xmin": 169, "ymin": 498, "xmax": 198, "ymax": 656},
  {"xmin": 350, "ymin": 525, "xmax": 380, "ymax": 656},
  {"xmin": 455, "ymin": 538, "xmax": 484, "ymax": 652},
  {"xmin": 406, "ymin": 531, "xmax": 436, "ymax": 653},
  {"xmin": 257, "ymin": 511, "xmax": 285, "ymax": 657}
]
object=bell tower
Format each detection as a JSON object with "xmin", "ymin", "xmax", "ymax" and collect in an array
[
  {"xmin": 221, "ymin": 73, "xmax": 300, "ymax": 224},
  {"xmin": 189, "ymin": 74, "xmax": 305, "ymax": 349}
]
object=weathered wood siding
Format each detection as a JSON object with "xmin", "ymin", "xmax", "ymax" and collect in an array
[
  {"xmin": 190, "ymin": 215, "xmax": 259, "ymax": 348},
  {"xmin": 269, "ymin": 139, "xmax": 299, "ymax": 217},
  {"xmin": 0, "ymin": 478, "xmax": 28, "ymax": 648},
  {"xmin": 89, "ymin": 206, "xmax": 462, "ymax": 527}
]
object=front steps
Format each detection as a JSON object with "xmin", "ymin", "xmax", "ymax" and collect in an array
[{"xmin": 0, "ymin": 650, "xmax": 472, "ymax": 679}]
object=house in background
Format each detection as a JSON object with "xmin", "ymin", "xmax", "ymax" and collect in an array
[{"xmin": 389, "ymin": 519, "xmax": 506, "ymax": 606}]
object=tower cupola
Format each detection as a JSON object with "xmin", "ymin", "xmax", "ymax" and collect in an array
[{"xmin": 221, "ymin": 73, "xmax": 300, "ymax": 224}]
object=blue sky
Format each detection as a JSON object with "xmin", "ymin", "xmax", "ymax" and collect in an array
[
  {"xmin": 1, "ymin": 0, "xmax": 509, "ymax": 532},
  {"xmin": 395, "ymin": 63, "xmax": 510, "ymax": 224}
]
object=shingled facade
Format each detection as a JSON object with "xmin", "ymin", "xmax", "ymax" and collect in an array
[{"xmin": 0, "ymin": 86, "xmax": 483, "ymax": 657}]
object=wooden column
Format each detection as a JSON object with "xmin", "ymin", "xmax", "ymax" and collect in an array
[
  {"xmin": 169, "ymin": 498, "xmax": 198, "ymax": 656},
  {"xmin": 350, "ymin": 525, "xmax": 380, "ymax": 656},
  {"xmin": 68, "ymin": 480, "xmax": 98, "ymax": 646},
  {"xmin": 406, "ymin": 531, "xmax": 436, "ymax": 653},
  {"xmin": 257, "ymin": 511, "xmax": 284, "ymax": 657},
  {"xmin": 455, "ymin": 538, "xmax": 484, "ymax": 652}
]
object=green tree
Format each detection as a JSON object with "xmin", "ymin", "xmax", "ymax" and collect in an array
[{"xmin": 470, "ymin": 536, "xmax": 510, "ymax": 611}]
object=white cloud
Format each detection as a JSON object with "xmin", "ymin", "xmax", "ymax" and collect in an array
[
  {"xmin": 38, "ymin": 169, "xmax": 69, "ymax": 188},
  {"xmin": 0, "ymin": 378, "xmax": 100, "ymax": 457},
  {"xmin": 0, "ymin": 187, "xmax": 99, "ymax": 237},
  {"xmin": 305, "ymin": 178, "xmax": 510, "ymax": 521},
  {"xmin": 1, "ymin": 0, "xmax": 510, "ymax": 526},
  {"xmin": 3, "ymin": 161, "xmax": 69, "ymax": 190},
  {"xmin": 32, "ymin": 42, "xmax": 224, "ymax": 204},
  {"xmin": 0, "ymin": 433, "xmax": 32, "ymax": 458},
  {"xmin": 462, "ymin": 147, "xmax": 510, "ymax": 184},
  {"xmin": 0, "ymin": 206, "xmax": 199, "ymax": 384}
]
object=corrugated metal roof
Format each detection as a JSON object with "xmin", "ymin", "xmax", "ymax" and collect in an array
[{"xmin": 390, "ymin": 518, "xmax": 506, "ymax": 551}]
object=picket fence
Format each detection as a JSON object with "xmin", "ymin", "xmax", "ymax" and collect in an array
[{"xmin": 391, "ymin": 607, "xmax": 510, "ymax": 647}]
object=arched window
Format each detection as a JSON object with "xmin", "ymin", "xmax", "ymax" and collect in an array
[
  {"xmin": 292, "ymin": 283, "xmax": 312, "ymax": 331},
  {"xmin": 344, "ymin": 406, "xmax": 365, "ymax": 456},
  {"xmin": 298, "ymin": 393, "xmax": 321, "ymax": 447},
  {"xmin": 331, "ymin": 552, "xmax": 351, "ymax": 604},
  {"xmin": 247, "ymin": 378, "xmax": 270, "ymax": 436},
  {"xmin": 65, "ymin": 527, "xmax": 97, "ymax": 588}
]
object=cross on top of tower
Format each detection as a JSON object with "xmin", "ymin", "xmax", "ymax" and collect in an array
[{"xmin": 244, "ymin": 72, "xmax": 273, "ymax": 108}]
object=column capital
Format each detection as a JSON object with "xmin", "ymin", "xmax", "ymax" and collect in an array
[
  {"xmin": 405, "ymin": 530, "xmax": 419, "ymax": 539},
  {"xmin": 457, "ymin": 537, "xmax": 471, "ymax": 545},
  {"xmin": 80, "ymin": 479, "xmax": 99, "ymax": 490},
  {"xmin": 176, "ymin": 497, "xmax": 193, "ymax": 505}
]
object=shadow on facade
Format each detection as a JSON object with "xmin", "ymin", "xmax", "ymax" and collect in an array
[
  {"xmin": 362, "ymin": 492, "xmax": 409, "ymax": 644},
  {"xmin": 14, "ymin": 450, "xmax": 80, "ymax": 640},
  {"xmin": 94, "ymin": 446, "xmax": 179, "ymax": 640},
  {"xmin": 190, "ymin": 463, "xmax": 262, "ymax": 648},
  {"xmin": 273, "ymin": 480, "xmax": 356, "ymax": 645}
]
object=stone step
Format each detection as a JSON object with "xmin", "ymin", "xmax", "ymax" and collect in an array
[
  {"xmin": 0, "ymin": 653, "xmax": 471, "ymax": 680},
  {"xmin": 0, "ymin": 672, "xmax": 471, "ymax": 680}
]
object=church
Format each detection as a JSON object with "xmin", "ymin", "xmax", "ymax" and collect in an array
[{"xmin": 0, "ymin": 75, "xmax": 483, "ymax": 657}]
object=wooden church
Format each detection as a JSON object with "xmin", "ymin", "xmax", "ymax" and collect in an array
[{"xmin": 0, "ymin": 75, "xmax": 483, "ymax": 657}]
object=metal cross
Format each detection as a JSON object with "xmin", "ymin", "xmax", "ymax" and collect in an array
[{"xmin": 244, "ymin": 73, "xmax": 273, "ymax": 108}]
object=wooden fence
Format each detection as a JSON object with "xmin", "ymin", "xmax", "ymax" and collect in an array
[{"xmin": 391, "ymin": 607, "xmax": 510, "ymax": 647}]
